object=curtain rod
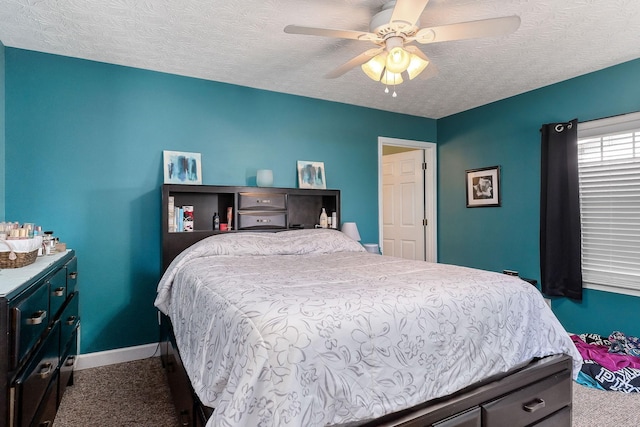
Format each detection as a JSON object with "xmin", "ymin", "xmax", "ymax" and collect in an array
[{"xmin": 579, "ymin": 110, "xmax": 640, "ymax": 124}]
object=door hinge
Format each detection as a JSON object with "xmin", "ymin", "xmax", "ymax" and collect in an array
[
  {"xmin": 423, "ymin": 218, "xmax": 428, "ymax": 226},
  {"xmin": 422, "ymin": 162, "xmax": 428, "ymax": 170}
]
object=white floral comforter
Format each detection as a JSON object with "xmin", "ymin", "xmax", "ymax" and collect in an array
[{"xmin": 155, "ymin": 229, "xmax": 582, "ymax": 427}]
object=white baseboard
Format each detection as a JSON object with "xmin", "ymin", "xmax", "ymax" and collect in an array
[{"xmin": 75, "ymin": 343, "xmax": 161, "ymax": 371}]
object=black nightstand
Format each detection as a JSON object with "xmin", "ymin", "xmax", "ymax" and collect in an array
[{"xmin": 521, "ymin": 277, "xmax": 538, "ymax": 286}]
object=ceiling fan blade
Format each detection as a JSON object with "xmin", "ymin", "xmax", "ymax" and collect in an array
[
  {"xmin": 390, "ymin": 0, "xmax": 430, "ymax": 27},
  {"xmin": 284, "ymin": 25, "xmax": 381, "ymax": 42},
  {"xmin": 404, "ymin": 45, "xmax": 428, "ymax": 61},
  {"xmin": 324, "ymin": 48, "xmax": 384, "ymax": 79},
  {"xmin": 415, "ymin": 15, "xmax": 521, "ymax": 44}
]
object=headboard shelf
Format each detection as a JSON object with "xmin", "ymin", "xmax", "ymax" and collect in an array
[{"xmin": 162, "ymin": 184, "xmax": 340, "ymax": 270}]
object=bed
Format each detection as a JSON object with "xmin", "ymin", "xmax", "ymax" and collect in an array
[{"xmin": 155, "ymin": 228, "xmax": 582, "ymax": 427}]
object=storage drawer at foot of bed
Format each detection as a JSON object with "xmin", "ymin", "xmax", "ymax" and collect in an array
[
  {"xmin": 531, "ymin": 406, "xmax": 571, "ymax": 427},
  {"xmin": 194, "ymin": 400, "xmax": 214, "ymax": 427},
  {"xmin": 432, "ymin": 407, "xmax": 480, "ymax": 427},
  {"xmin": 165, "ymin": 339, "xmax": 195, "ymax": 426},
  {"xmin": 482, "ymin": 370, "xmax": 571, "ymax": 427},
  {"xmin": 238, "ymin": 212, "xmax": 286, "ymax": 229}
]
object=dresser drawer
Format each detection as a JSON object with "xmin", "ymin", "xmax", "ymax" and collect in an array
[
  {"xmin": 66, "ymin": 257, "xmax": 78, "ymax": 295},
  {"xmin": 239, "ymin": 192, "xmax": 287, "ymax": 210},
  {"xmin": 48, "ymin": 268, "xmax": 67, "ymax": 320},
  {"xmin": 482, "ymin": 370, "xmax": 571, "ymax": 427},
  {"xmin": 60, "ymin": 292, "xmax": 80, "ymax": 350},
  {"xmin": 30, "ymin": 371, "xmax": 58, "ymax": 427},
  {"xmin": 14, "ymin": 322, "xmax": 60, "ymax": 427},
  {"xmin": 238, "ymin": 212, "xmax": 287, "ymax": 229},
  {"xmin": 58, "ymin": 328, "xmax": 78, "ymax": 406},
  {"xmin": 12, "ymin": 284, "xmax": 50, "ymax": 368}
]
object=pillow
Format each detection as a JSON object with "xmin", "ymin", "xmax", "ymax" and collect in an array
[{"xmin": 155, "ymin": 229, "xmax": 365, "ymax": 313}]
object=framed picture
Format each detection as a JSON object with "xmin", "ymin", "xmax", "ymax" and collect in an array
[
  {"xmin": 466, "ymin": 166, "xmax": 501, "ymax": 208},
  {"xmin": 297, "ymin": 160, "xmax": 326, "ymax": 189},
  {"xmin": 163, "ymin": 151, "xmax": 202, "ymax": 185}
]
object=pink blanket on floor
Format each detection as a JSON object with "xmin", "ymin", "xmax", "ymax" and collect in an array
[{"xmin": 571, "ymin": 335, "xmax": 640, "ymax": 371}]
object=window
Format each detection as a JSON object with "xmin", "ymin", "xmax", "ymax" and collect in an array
[{"xmin": 577, "ymin": 112, "xmax": 640, "ymax": 297}]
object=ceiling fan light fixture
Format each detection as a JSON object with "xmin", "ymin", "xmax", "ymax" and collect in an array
[
  {"xmin": 361, "ymin": 52, "xmax": 387, "ymax": 81},
  {"xmin": 385, "ymin": 46, "xmax": 411, "ymax": 74},
  {"xmin": 406, "ymin": 54, "xmax": 429, "ymax": 80}
]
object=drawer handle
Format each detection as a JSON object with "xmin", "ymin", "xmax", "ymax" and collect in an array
[
  {"xmin": 179, "ymin": 410, "xmax": 190, "ymax": 426},
  {"xmin": 65, "ymin": 356, "xmax": 76, "ymax": 367},
  {"xmin": 66, "ymin": 315, "xmax": 77, "ymax": 325},
  {"xmin": 257, "ymin": 219, "xmax": 272, "ymax": 223},
  {"xmin": 39, "ymin": 421, "xmax": 52, "ymax": 427},
  {"xmin": 523, "ymin": 398, "xmax": 546, "ymax": 413},
  {"xmin": 69, "ymin": 272, "xmax": 78, "ymax": 280},
  {"xmin": 26, "ymin": 310, "xmax": 47, "ymax": 325},
  {"xmin": 38, "ymin": 362, "xmax": 53, "ymax": 379},
  {"xmin": 256, "ymin": 199, "xmax": 271, "ymax": 204},
  {"xmin": 53, "ymin": 287, "xmax": 65, "ymax": 297}
]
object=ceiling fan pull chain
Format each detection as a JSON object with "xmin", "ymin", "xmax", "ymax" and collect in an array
[{"xmin": 392, "ymin": 74, "xmax": 398, "ymax": 98}]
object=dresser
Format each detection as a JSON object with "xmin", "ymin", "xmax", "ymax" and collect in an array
[{"xmin": 0, "ymin": 250, "xmax": 79, "ymax": 427}]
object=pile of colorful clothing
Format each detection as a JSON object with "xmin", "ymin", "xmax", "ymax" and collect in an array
[{"xmin": 572, "ymin": 331, "xmax": 640, "ymax": 392}]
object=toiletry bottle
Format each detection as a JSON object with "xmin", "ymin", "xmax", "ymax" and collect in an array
[
  {"xmin": 227, "ymin": 207, "xmax": 233, "ymax": 230},
  {"xmin": 213, "ymin": 212, "xmax": 220, "ymax": 230},
  {"xmin": 319, "ymin": 208, "xmax": 328, "ymax": 229},
  {"xmin": 331, "ymin": 212, "xmax": 337, "ymax": 229}
]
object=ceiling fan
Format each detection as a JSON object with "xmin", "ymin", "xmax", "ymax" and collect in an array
[{"xmin": 284, "ymin": 0, "xmax": 520, "ymax": 96}]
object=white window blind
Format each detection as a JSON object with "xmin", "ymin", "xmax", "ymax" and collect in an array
[{"xmin": 577, "ymin": 112, "xmax": 640, "ymax": 297}]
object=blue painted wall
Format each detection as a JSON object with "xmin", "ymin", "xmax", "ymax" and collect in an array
[
  {"xmin": 437, "ymin": 58, "xmax": 640, "ymax": 338},
  {"xmin": 5, "ymin": 45, "xmax": 639, "ymax": 353},
  {"xmin": 4, "ymin": 48, "xmax": 437, "ymax": 353}
]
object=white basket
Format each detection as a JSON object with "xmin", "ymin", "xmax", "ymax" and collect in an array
[
  {"xmin": 0, "ymin": 236, "xmax": 43, "ymax": 268},
  {"xmin": 0, "ymin": 236, "xmax": 43, "ymax": 253}
]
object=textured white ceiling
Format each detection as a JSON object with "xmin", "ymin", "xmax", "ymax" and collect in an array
[{"xmin": 1, "ymin": 0, "xmax": 639, "ymax": 119}]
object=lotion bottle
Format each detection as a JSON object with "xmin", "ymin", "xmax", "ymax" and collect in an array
[
  {"xmin": 319, "ymin": 208, "xmax": 328, "ymax": 228},
  {"xmin": 213, "ymin": 212, "xmax": 220, "ymax": 230}
]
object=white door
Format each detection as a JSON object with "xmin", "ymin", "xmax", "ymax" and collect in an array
[{"xmin": 382, "ymin": 150, "xmax": 425, "ymax": 260}]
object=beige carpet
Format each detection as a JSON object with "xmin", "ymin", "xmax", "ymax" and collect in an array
[
  {"xmin": 572, "ymin": 381, "xmax": 640, "ymax": 426},
  {"xmin": 54, "ymin": 357, "xmax": 639, "ymax": 426},
  {"xmin": 54, "ymin": 357, "xmax": 178, "ymax": 426}
]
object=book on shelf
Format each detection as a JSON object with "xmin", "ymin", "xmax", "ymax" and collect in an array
[
  {"xmin": 168, "ymin": 196, "xmax": 176, "ymax": 232},
  {"xmin": 183, "ymin": 206, "xmax": 194, "ymax": 232},
  {"xmin": 174, "ymin": 207, "xmax": 183, "ymax": 232}
]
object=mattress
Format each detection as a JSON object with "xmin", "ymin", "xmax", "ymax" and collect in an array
[{"xmin": 155, "ymin": 229, "xmax": 582, "ymax": 427}]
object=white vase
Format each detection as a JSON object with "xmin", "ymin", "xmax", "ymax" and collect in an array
[{"xmin": 256, "ymin": 169, "xmax": 274, "ymax": 187}]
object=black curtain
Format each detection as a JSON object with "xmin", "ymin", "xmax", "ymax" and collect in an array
[{"xmin": 540, "ymin": 119, "xmax": 583, "ymax": 300}]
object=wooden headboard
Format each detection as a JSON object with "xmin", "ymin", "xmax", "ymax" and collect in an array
[{"xmin": 161, "ymin": 184, "xmax": 340, "ymax": 270}]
